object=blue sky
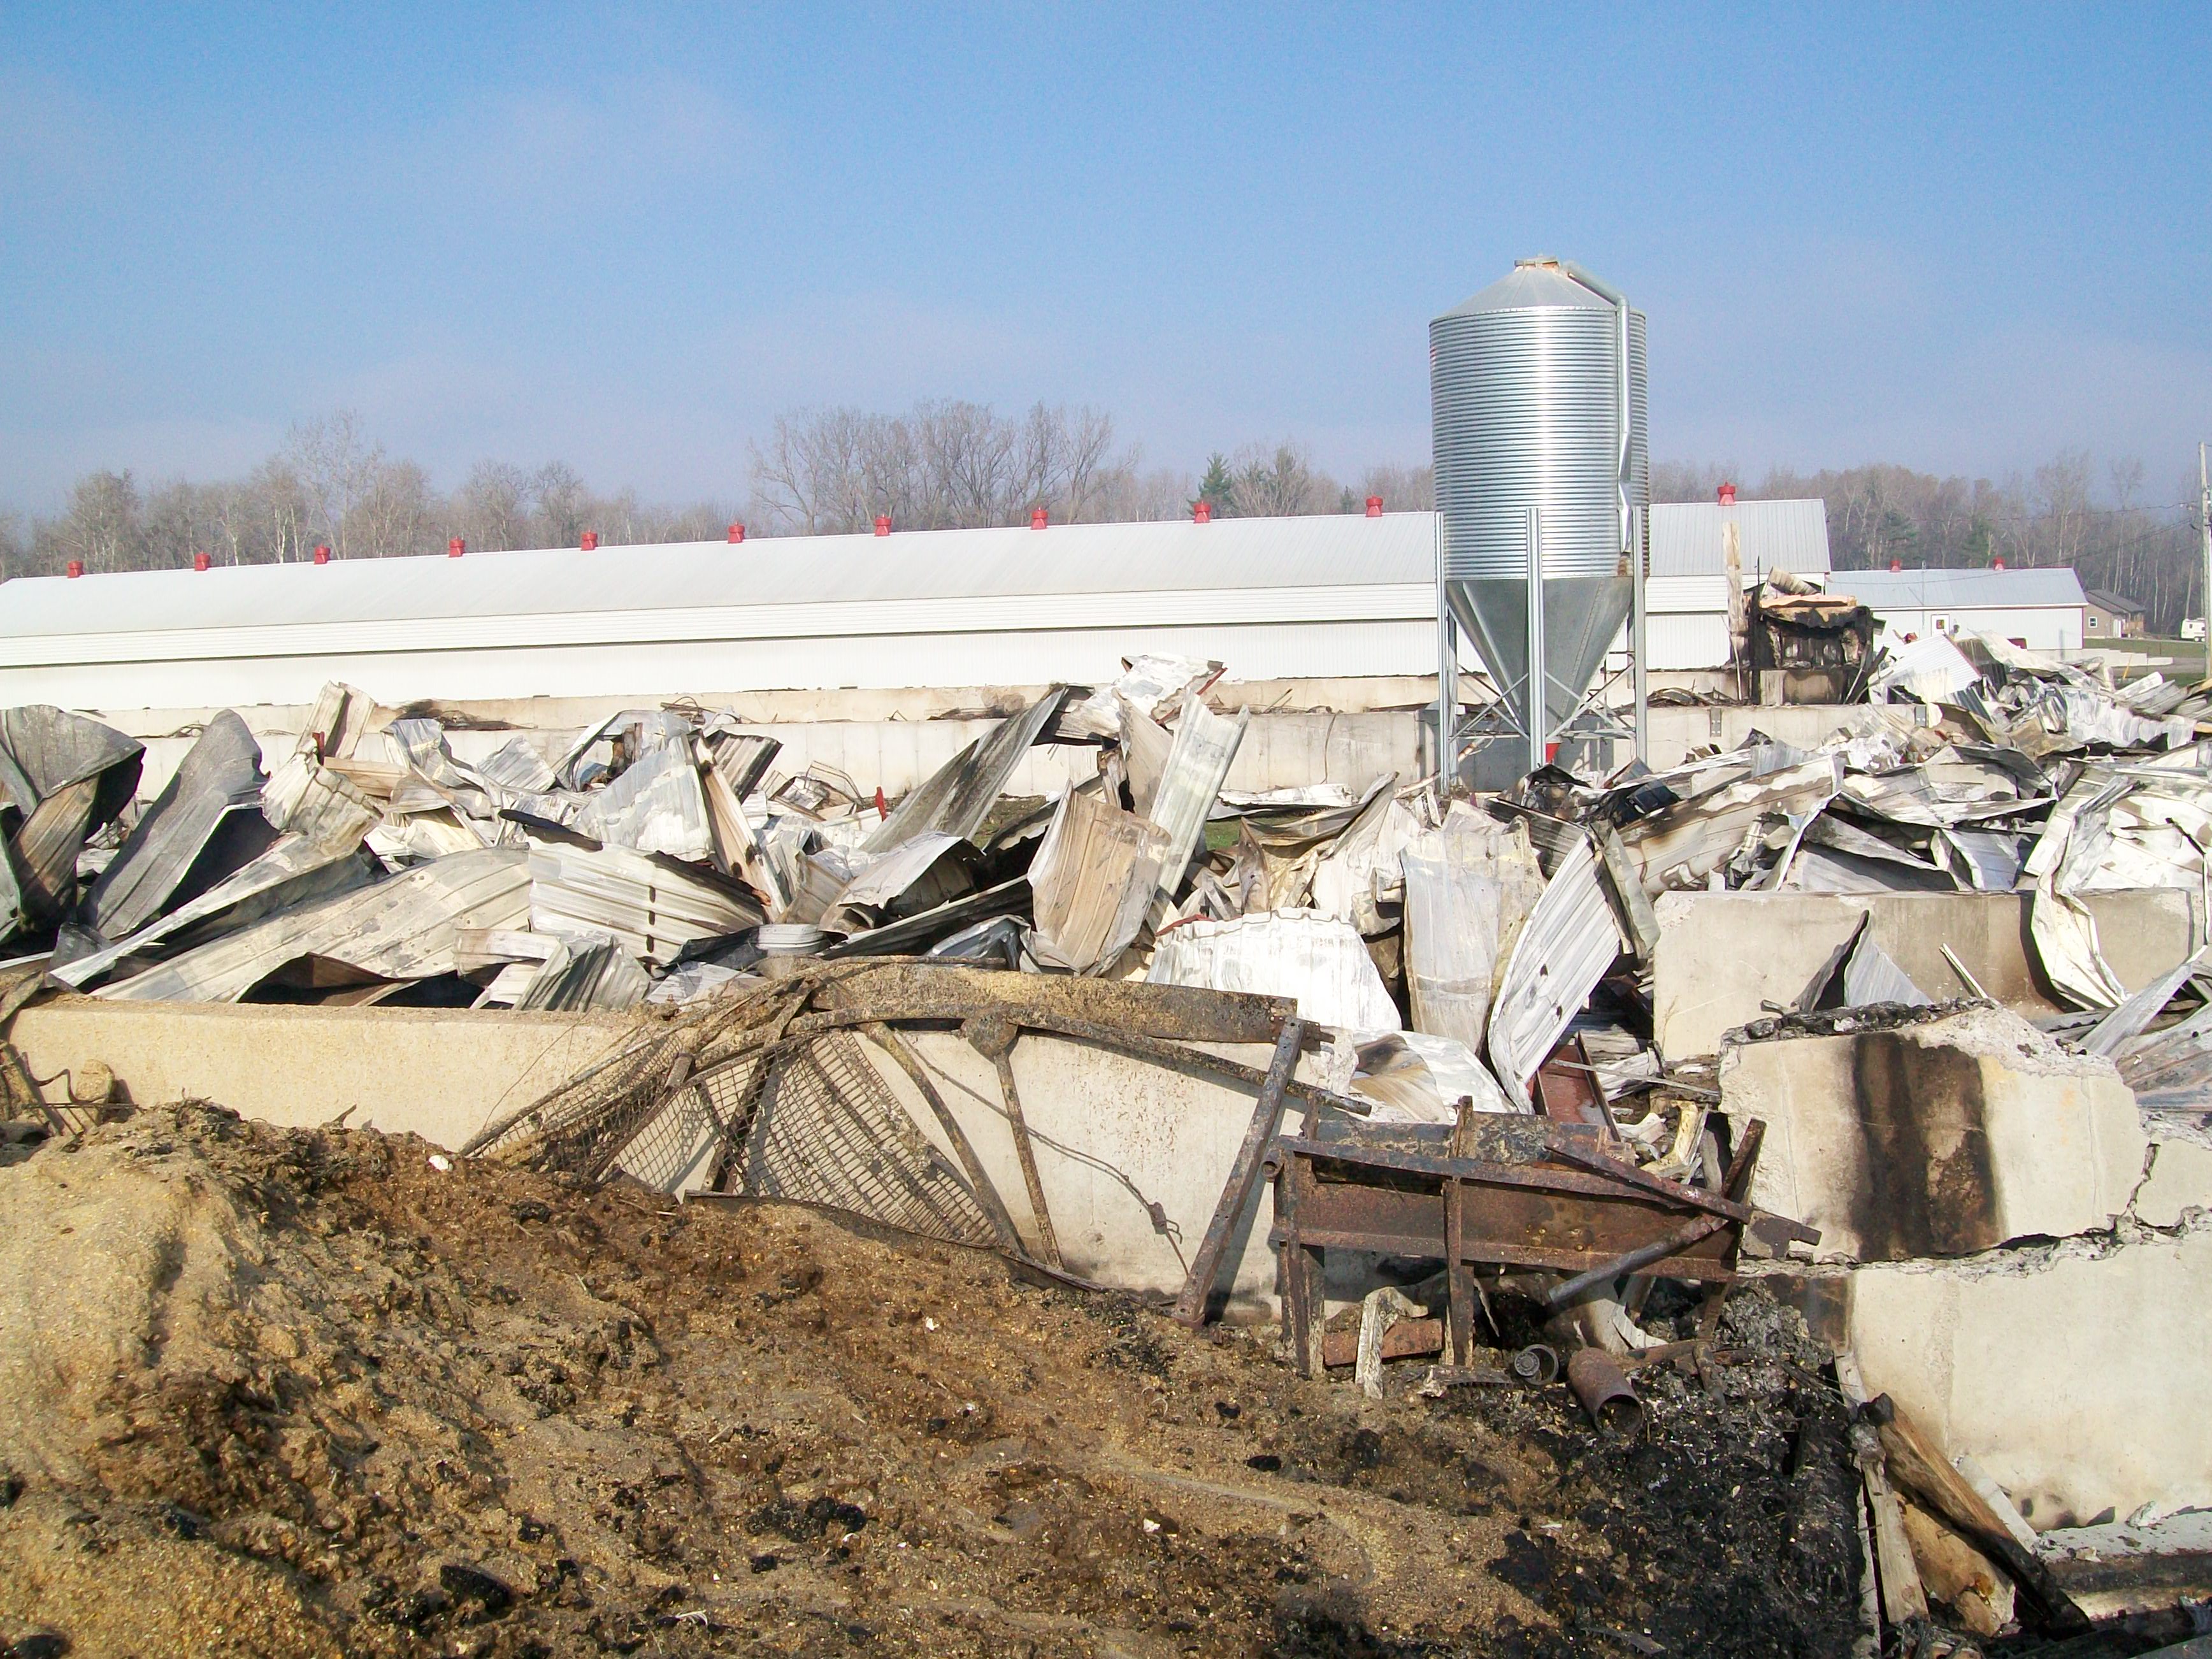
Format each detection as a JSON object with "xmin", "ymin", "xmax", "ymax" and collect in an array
[{"xmin": 3, "ymin": 4, "xmax": 2208, "ymax": 514}]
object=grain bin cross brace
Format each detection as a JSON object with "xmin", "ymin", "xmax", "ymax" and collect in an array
[{"xmin": 1432, "ymin": 258, "xmax": 1650, "ymax": 781}]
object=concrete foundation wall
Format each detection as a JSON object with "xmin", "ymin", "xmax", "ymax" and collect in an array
[
  {"xmin": 10, "ymin": 996, "xmax": 1304, "ymax": 1316},
  {"xmin": 93, "ymin": 684, "xmax": 1879, "ymax": 803},
  {"xmin": 1654, "ymin": 889, "xmax": 2198, "ymax": 1060},
  {"xmin": 1846, "ymin": 1229, "xmax": 2212, "ymax": 1530},
  {"xmin": 10, "ymin": 997, "xmax": 635, "ymax": 1147}
]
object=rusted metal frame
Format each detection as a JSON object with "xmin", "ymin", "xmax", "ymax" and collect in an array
[
  {"xmin": 1695, "ymin": 1117, "xmax": 1769, "ymax": 1339},
  {"xmin": 1268, "ymin": 1152, "xmax": 1744, "ymax": 1278},
  {"xmin": 1274, "ymin": 1149, "xmax": 1326, "ymax": 1377},
  {"xmin": 1444, "ymin": 1102, "xmax": 1476, "ymax": 1365},
  {"xmin": 784, "ymin": 1003, "xmax": 1368, "ymax": 1119},
  {"xmin": 1542, "ymin": 1212, "xmax": 1732, "ymax": 1312},
  {"xmin": 1279, "ymin": 1135, "xmax": 1758, "ymax": 1219},
  {"xmin": 1275, "ymin": 1223, "xmax": 1742, "ymax": 1281},
  {"xmin": 1172, "ymin": 1018, "xmax": 1304, "ymax": 1327},
  {"xmin": 1547, "ymin": 1131, "xmax": 1813, "ymax": 1246},
  {"xmin": 809, "ymin": 961, "xmax": 1295, "ymax": 1044},
  {"xmin": 861, "ymin": 1021, "xmax": 1025, "ymax": 1256},
  {"xmin": 961, "ymin": 1014, "xmax": 1063, "ymax": 1270}
]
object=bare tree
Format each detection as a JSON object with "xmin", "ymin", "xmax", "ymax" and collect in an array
[
  {"xmin": 287, "ymin": 412, "xmax": 382, "ymax": 561},
  {"xmin": 454, "ymin": 461, "xmax": 531, "ymax": 551},
  {"xmin": 62, "ymin": 470, "xmax": 143, "ymax": 573},
  {"xmin": 1230, "ymin": 442, "xmax": 1333, "ymax": 516},
  {"xmin": 350, "ymin": 459, "xmax": 436, "ymax": 557},
  {"xmin": 249, "ymin": 457, "xmax": 311, "ymax": 564},
  {"xmin": 531, "ymin": 461, "xmax": 590, "ymax": 546},
  {"xmin": 1358, "ymin": 463, "xmax": 1435, "ymax": 513}
]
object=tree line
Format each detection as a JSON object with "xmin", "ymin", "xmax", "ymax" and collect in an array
[
  {"xmin": 11, "ymin": 407, "xmax": 2197, "ymax": 635},
  {"xmin": 0, "ymin": 404, "xmax": 1436, "ymax": 581},
  {"xmin": 1656, "ymin": 454, "xmax": 2211, "ymax": 634}
]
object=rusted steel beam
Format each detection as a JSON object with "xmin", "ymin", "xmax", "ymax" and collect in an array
[
  {"xmin": 1172, "ymin": 1018, "xmax": 1304, "ymax": 1327},
  {"xmin": 865, "ymin": 1021, "xmax": 1024, "ymax": 1255},
  {"xmin": 786, "ymin": 1004, "xmax": 1367, "ymax": 1119},
  {"xmin": 1542, "ymin": 1212, "xmax": 1731, "ymax": 1311},
  {"xmin": 963, "ymin": 1015, "xmax": 1063, "ymax": 1271}
]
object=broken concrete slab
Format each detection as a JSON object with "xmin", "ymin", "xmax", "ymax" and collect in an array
[
  {"xmin": 2136, "ymin": 1138, "xmax": 2212, "ymax": 1229},
  {"xmin": 1654, "ymin": 889, "xmax": 2196, "ymax": 1059},
  {"xmin": 1719, "ymin": 1005, "xmax": 2147, "ymax": 1262},
  {"xmin": 1844, "ymin": 1226, "xmax": 2212, "ymax": 1531}
]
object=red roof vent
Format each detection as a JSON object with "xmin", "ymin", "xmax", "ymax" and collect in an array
[
  {"xmin": 313, "ymin": 543, "xmax": 331, "ymax": 564},
  {"xmin": 449, "ymin": 537, "xmax": 466, "ymax": 558},
  {"xmin": 1031, "ymin": 506, "xmax": 1049, "ymax": 529},
  {"xmin": 874, "ymin": 515, "xmax": 891, "ymax": 536},
  {"xmin": 728, "ymin": 522, "xmax": 745, "ymax": 543},
  {"xmin": 66, "ymin": 560, "xmax": 83, "ymax": 578},
  {"xmin": 1889, "ymin": 557, "xmax": 1904, "ymax": 572},
  {"xmin": 1718, "ymin": 482, "xmax": 1737, "ymax": 506},
  {"xmin": 192, "ymin": 551, "xmax": 211, "ymax": 571},
  {"xmin": 580, "ymin": 531, "xmax": 599, "ymax": 551},
  {"xmin": 1992, "ymin": 556, "xmax": 2005, "ymax": 571},
  {"xmin": 1193, "ymin": 500, "xmax": 1213, "ymax": 524},
  {"xmin": 1365, "ymin": 494, "xmax": 1383, "ymax": 517}
]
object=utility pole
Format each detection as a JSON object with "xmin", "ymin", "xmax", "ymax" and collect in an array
[{"xmin": 2201, "ymin": 442, "xmax": 2211, "ymax": 650}]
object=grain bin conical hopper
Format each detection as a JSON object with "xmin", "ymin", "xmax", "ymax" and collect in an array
[{"xmin": 1431, "ymin": 259, "xmax": 1648, "ymax": 776}]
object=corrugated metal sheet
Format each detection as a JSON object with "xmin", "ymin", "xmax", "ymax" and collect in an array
[
  {"xmin": 1824, "ymin": 567, "xmax": 2086, "ymax": 609},
  {"xmin": 1648, "ymin": 499, "xmax": 1831, "ymax": 578}
]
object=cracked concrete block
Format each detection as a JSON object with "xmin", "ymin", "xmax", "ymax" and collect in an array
[
  {"xmin": 1720, "ymin": 1006, "xmax": 2147, "ymax": 1262},
  {"xmin": 1848, "ymin": 1227, "xmax": 2212, "ymax": 1530},
  {"xmin": 2136, "ymin": 1139, "xmax": 2212, "ymax": 1229}
]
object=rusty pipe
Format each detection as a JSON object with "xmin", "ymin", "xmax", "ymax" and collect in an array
[{"xmin": 1567, "ymin": 1349, "xmax": 1645, "ymax": 1440}]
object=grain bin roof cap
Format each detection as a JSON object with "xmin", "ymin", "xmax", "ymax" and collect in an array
[{"xmin": 1436, "ymin": 259, "xmax": 1614, "ymax": 319}]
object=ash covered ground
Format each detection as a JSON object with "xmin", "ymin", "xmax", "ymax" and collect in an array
[{"xmin": 0, "ymin": 1105, "xmax": 1860, "ymax": 1656}]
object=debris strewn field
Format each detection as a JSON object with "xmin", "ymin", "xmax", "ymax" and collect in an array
[{"xmin": 0, "ymin": 1105, "xmax": 1860, "ymax": 1658}]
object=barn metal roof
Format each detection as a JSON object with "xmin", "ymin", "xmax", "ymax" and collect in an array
[
  {"xmin": 1646, "ymin": 499, "xmax": 1830, "ymax": 578},
  {"xmin": 1823, "ymin": 567, "xmax": 2086, "ymax": 610},
  {"xmin": 0, "ymin": 512, "xmax": 1442, "ymax": 642}
]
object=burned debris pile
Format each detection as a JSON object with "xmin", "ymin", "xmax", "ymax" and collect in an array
[{"xmin": 5, "ymin": 629, "xmax": 2212, "ymax": 1653}]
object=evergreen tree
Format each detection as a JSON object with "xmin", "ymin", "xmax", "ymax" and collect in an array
[{"xmin": 1195, "ymin": 453, "xmax": 1237, "ymax": 517}]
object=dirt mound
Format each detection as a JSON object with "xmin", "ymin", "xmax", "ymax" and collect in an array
[{"xmin": 0, "ymin": 1105, "xmax": 1860, "ymax": 1656}]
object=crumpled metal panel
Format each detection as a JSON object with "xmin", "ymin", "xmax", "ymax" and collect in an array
[
  {"xmin": 518, "ymin": 932, "xmax": 652, "ymax": 1011},
  {"xmin": 864, "ymin": 687, "xmax": 1070, "ymax": 856},
  {"xmin": 98, "ymin": 846, "xmax": 529, "ymax": 1002},
  {"xmin": 527, "ymin": 842, "xmax": 761, "ymax": 965},
  {"xmin": 1146, "ymin": 696, "xmax": 1249, "ymax": 900},
  {"xmin": 1028, "ymin": 786, "xmax": 1168, "ymax": 973},
  {"xmin": 52, "ymin": 833, "xmax": 378, "ymax": 989},
  {"xmin": 578, "ymin": 738, "xmax": 714, "ymax": 862},
  {"xmin": 84, "ymin": 710, "xmax": 268, "ymax": 939},
  {"xmin": 1486, "ymin": 836, "xmax": 1625, "ymax": 1109},
  {"xmin": 1147, "ymin": 908, "xmax": 1399, "ymax": 1033}
]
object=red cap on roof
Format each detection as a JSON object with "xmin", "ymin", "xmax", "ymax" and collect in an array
[{"xmin": 1365, "ymin": 494, "xmax": 1383, "ymax": 517}]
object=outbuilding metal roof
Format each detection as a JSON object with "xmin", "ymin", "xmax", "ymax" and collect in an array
[
  {"xmin": 1647, "ymin": 499, "xmax": 1830, "ymax": 579},
  {"xmin": 1824, "ymin": 567, "xmax": 2086, "ymax": 610}
]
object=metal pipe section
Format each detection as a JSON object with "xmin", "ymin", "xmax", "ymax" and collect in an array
[
  {"xmin": 1526, "ymin": 505, "xmax": 1546, "ymax": 774},
  {"xmin": 1560, "ymin": 260, "xmax": 1635, "ymax": 556},
  {"xmin": 1567, "ymin": 1347, "xmax": 1645, "ymax": 1439},
  {"xmin": 1632, "ymin": 503, "xmax": 1648, "ymax": 763},
  {"xmin": 1435, "ymin": 511, "xmax": 1456, "ymax": 784}
]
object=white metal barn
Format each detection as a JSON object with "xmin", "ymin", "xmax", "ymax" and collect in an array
[
  {"xmin": 1822, "ymin": 567, "xmax": 2087, "ymax": 653},
  {"xmin": 0, "ymin": 501, "xmax": 1831, "ymax": 714}
]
